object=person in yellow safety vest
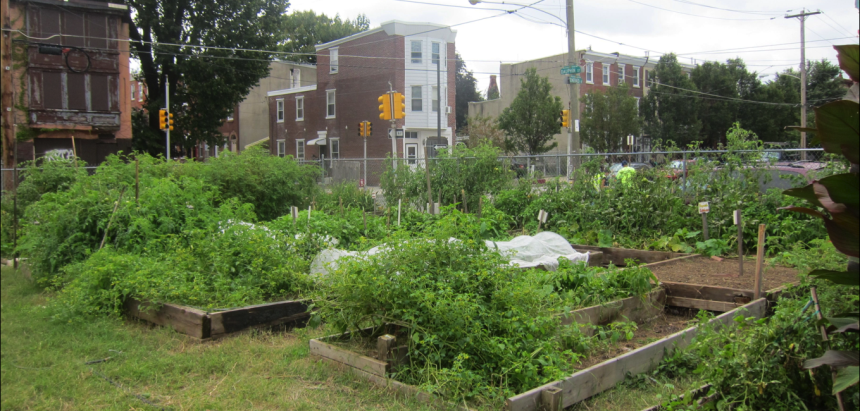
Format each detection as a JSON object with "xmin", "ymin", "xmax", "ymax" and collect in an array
[
  {"xmin": 616, "ymin": 160, "xmax": 636, "ymax": 187},
  {"xmin": 593, "ymin": 172, "xmax": 604, "ymax": 191}
]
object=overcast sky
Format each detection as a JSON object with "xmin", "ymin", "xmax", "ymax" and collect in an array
[{"xmin": 288, "ymin": 0, "xmax": 859, "ymax": 97}]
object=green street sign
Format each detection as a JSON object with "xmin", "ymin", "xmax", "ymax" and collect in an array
[
  {"xmin": 560, "ymin": 65, "xmax": 582, "ymax": 75},
  {"xmin": 568, "ymin": 75, "xmax": 583, "ymax": 84}
]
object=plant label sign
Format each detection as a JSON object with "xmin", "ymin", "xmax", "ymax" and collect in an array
[
  {"xmin": 538, "ymin": 209, "xmax": 549, "ymax": 223},
  {"xmin": 698, "ymin": 202, "xmax": 710, "ymax": 214}
]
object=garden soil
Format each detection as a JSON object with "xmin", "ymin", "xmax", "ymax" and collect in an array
[{"xmin": 649, "ymin": 256, "xmax": 800, "ymax": 291}]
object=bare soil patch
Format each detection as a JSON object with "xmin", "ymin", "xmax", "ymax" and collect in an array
[
  {"xmin": 577, "ymin": 310, "xmax": 695, "ymax": 369},
  {"xmin": 649, "ymin": 256, "xmax": 800, "ymax": 291}
]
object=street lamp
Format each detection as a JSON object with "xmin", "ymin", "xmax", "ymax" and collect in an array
[{"xmin": 468, "ymin": 0, "xmax": 580, "ymax": 177}]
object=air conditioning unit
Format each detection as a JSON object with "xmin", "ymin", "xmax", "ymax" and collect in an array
[{"xmin": 445, "ymin": 106, "xmax": 452, "ymax": 114}]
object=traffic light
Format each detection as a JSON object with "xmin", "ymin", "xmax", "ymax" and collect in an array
[
  {"xmin": 393, "ymin": 92, "xmax": 406, "ymax": 119},
  {"xmin": 159, "ymin": 109, "xmax": 174, "ymax": 130},
  {"xmin": 561, "ymin": 109, "xmax": 570, "ymax": 128},
  {"xmin": 378, "ymin": 94, "xmax": 392, "ymax": 121},
  {"xmin": 358, "ymin": 122, "xmax": 366, "ymax": 137},
  {"xmin": 365, "ymin": 121, "xmax": 372, "ymax": 136}
]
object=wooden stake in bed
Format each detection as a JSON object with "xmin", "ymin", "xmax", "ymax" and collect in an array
[{"xmin": 753, "ymin": 224, "xmax": 765, "ymax": 299}]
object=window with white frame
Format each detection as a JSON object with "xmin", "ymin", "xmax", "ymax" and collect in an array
[
  {"xmin": 296, "ymin": 96, "xmax": 304, "ymax": 121},
  {"xmin": 296, "ymin": 139, "xmax": 305, "ymax": 160},
  {"xmin": 585, "ymin": 61, "xmax": 593, "ymax": 84},
  {"xmin": 291, "ymin": 69, "xmax": 301, "ymax": 88},
  {"xmin": 602, "ymin": 64, "xmax": 610, "ymax": 85},
  {"xmin": 411, "ymin": 40, "xmax": 422, "ymax": 64},
  {"xmin": 406, "ymin": 143, "xmax": 418, "ymax": 165},
  {"xmin": 330, "ymin": 48, "xmax": 339, "ymax": 73},
  {"xmin": 406, "ymin": 131, "xmax": 418, "ymax": 139},
  {"xmin": 326, "ymin": 90, "xmax": 336, "ymax": 118},
  {"xmin": 330, "ymin": 138, "xmax": 340, "ymax": 159},
  {"xmin": 618, "ymin": 64, "xmax": 625, "ymax": 84},
  {"xmin": 411, "ymin": 86, "xmax": 422, "ymax": 111},
  {"xmin": 633, "ymin": 66, "xmax": 640, "ymax": 87},
  {"xmin": 432, "ymin": 86, "xmax": 439, "ymax": 112},
  {"xmin": 276, "ymin": 99, "xmax": 284, "ymax": 122},
  {"xmin": 138, "ymin": 83, "xmax": 143, "ymax": 101},
  {"xmin": 131, "ymin": 83, "xmax": 136, "ymax": 100},
  {"xmin": 277, "ymin": 139, "xmax": 285, "ymax": 157},
  {"xmin": 432, "ymin": 42, "xmax": 441, "ymax": 66}
]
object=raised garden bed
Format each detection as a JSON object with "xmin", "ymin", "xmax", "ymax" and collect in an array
[
  {"xmin": 125, "ymin": 298, "xmax": 311, "ymax": 340},
  {"xmin": 647, "ymin": 255, "xmax": 800, "ymax": 290},
  {"xmin": 570, "ymin": 245, "xmax": 692, "ymax": 267}
]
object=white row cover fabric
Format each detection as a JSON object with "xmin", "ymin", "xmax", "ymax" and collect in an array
[{"xmin": 309, "ymin": 232, "xmax": 590, "ymax": 276}]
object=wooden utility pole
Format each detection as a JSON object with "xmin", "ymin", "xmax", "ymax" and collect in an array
[
  {"xmin": 785, "ymin": 9, "xmax": 820, "ymax": 161},
  {"xmin": 2, "ymin": 0, "xmax": 17, "ymax": 189},
  {"xmin": 566, "ymin": 0, "xmax": 581, "ymax": 175}
]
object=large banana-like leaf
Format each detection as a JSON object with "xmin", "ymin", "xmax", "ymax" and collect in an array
[{"xmin": 835, "ymin": 44, "xmax": 859, "ymax": 83}]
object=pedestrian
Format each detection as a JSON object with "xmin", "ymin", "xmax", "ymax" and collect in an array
[{"xmin": 617, "ymin": 160, "xmax": 636, "ymax": 187}]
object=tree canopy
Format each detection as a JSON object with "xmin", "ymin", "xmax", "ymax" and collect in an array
[
  {"xmin": 455, "ymin": 53, "xmax": 483, "ymax": 131},
  {"xmin": 497, "ymin": 68, "xmax": 562, "ymax": 155},
  {"xmin": 280, "ymin": 11, "xmax": 370, "ymax": 64},
  {"xmin": 641, "ymin": 54, "xmax": 702, "ymax": 148},
  {"xmin": 128, "ymin": 0, "xmax": 289, "ymax": 157},
  {"xmin": 581, "ymin": 84, "xmax": 641, "ymax": 153}
]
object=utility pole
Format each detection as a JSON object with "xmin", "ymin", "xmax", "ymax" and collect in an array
[
  {"xmin": 165, "ymin": 74, "xmax": 171, "ymax": 160},
  {"xmin": 2, "ymin": 0, "xmax": 17, "ymax": 189},
  {"xmin": 566, "ymin": 0, "xmax": 580, "ymax": 177},
  {"xmin": 786, "ymin": 9, "xmax": 820, "ymax": 161}
]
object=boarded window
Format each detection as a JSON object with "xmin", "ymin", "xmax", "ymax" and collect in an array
[
  {"xmin": 64, "ymin": 12, "xmax": 85, "ymax": 48},
  {"xmin": 67, "ymin": 73, "xmax": 87, "ymax": 110},
  {"xmin": 43, "ymin": 72, "xmax": 63, "ymax": 109},
  {"xmin": 87, "ymin": 15, "xmax": 108, "ymax": 50},
  {"xmin": 40, "ymin": 8, "xmax": 62, "ymax": 44},
  {"xmin": 90, "ymin": 75, "xmax": 109, "ymax": 111}
]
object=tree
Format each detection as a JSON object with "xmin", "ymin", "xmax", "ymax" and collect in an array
[
  {"xmin": 280, "ymin": 11, "xmax": 369, "ymax": 64},
  {"xmin": 128, "ymin": 0, "xmax": 289, "ymax": 157},
  {"xmin": 464, "ymin": 115, "xmax": 506, "ymax": 151},
  {"xmin": 807, "ymin": 59, "xmax": 847, "ymax": 108},
  {"xmin": 691, "ymin": 58, "xmax": 763, "ymax": 147},
  {"xmin": 581, "ymin": 84, "xmax": 641, "ymax": 153},
  {"xmin": 641, "ymin": 54, "xmax": 702, "ymax": 147},
  {"xmin": 497, "ymin": 68, "xmax": 562, "ymax": 155},
  {"xmin": 455, "ymin": 53, "xmax": 483, "ymax": 131}
]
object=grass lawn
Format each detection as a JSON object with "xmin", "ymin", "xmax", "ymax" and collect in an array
[{"xmin": 0, "ymin": 266, "xmax": 441, "ymax": 411}]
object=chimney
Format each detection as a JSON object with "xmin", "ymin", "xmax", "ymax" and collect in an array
[{"xmin": 487, "ymin": 75, "xmax": 500, "ymax": 100}]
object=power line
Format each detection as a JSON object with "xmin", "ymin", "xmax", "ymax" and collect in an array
[
  {"xmin": 625, "ymin": 0, "xmax": 777, "ymax": 21},
  {"xmin": 674, "ymin": 36, "xmax": 853, "ymax": 56},
  {"xmin": 668, "ymin": 0, "xmax": 786, "ymax": 16},
  {"xmin": 821, "ymin": 11, "xmax": 857, "ymax": 37}
]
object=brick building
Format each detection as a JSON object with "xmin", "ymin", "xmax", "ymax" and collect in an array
[
  {"xmin": 267, "ymin": 21, "xmax": 456, "ymax": 167},
  {"xmin": 2, "ymin": 0, "xmax": 134, "ymax": 167},
  {"xmin": 468, "ymin": 49, "xmax": 695, "ymax": 153}
]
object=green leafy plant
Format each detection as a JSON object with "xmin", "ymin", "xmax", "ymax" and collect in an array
[{"xmin": 695, "ymin": 238, "xmax": 731, "ymax": 257}]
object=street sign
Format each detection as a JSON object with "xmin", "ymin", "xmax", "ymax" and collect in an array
[
  {"xmin": 388, "ymin": 128, "xmax": 405, "ymax": 139},
  {"xmin": 568, "ymin": 75, "xmax": 583, "ymax": 84},
  {"xmin": 698, "ymin": 202, "xmax": 710, "ymax": 214},
  {"xmin": 560, "ymin": 65, "xmax": 582, "ymax": 74}
]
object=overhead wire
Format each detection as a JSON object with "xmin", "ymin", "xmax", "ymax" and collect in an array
[
  {"xmin": 624, "ymin": 0, "xmax": 777, "ymax": 21},
  {"xmin": 667, "ymin": 0, "xmax": 786, "ymax": 16},
  {"xmin": 820, "ymin": 11, "xmax": 857, "ymax": 38}
]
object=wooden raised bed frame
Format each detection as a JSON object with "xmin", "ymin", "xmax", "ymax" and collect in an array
[
  {"xmin": 125, "ymin": 298, "xmax": 311, "ymax": 340},
  {"xmin": 570, "ymin": 245, "xmax": 692, "ymax": 266}
]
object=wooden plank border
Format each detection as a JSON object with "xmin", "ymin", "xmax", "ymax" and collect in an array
[
  {"xmin": 561, "ymin": 288, "xmax": 666, "ymax": 333},
  {"xmin": 505, "ymin": 298, "xmax": 769, "ymax": 411},
  {"xmin": 125, "ymin": 298, "xmax": 311, "ymax": 340},
  {"xmin": 662, "ymin": 281, "xmax": 754, "ymax": 303},
  {"xmin": 665, "ymin": 296, "xmax": 741, "ymax": 312},
  {"xmin": 570, "ymin": 245, "xmax": 692, "ymax": 266}
]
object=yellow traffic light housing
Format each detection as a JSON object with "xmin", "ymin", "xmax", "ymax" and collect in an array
[
  {"xmin": 366, "ymin": 121, "xmax": 372, "ymax": 136},
  {"xmin": 358, "ymin": 122, "xmax": 366, "ymax": 137},
  {"xmin": 378, "ymin": 95, "xmax": 392, "ymax": 121},
  {"xmin": 159, "ymin": 110, "xmax": 174, "ymax": 130},
  {"xmin": 393, "ymin": 92, "xmax": 406, "ymax": 119},
  {"xmin": 561, "ymin": 109, "xmax": 570, "ymax": 128},
  {"xmin": 167, "ymin": 113, "xmax": 174, "ymax": 131}
]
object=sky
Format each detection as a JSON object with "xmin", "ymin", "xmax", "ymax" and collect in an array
[{"xmin": 287, "ymin": 0, "xmax": 860, "ymax": 97}]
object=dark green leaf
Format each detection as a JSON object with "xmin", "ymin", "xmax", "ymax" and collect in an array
[
  {"xmin": 804, "ymin": 350, "xmax": 860, "ymax": 369},
  {"xmin": 833, "ymin": 366, "xmax": 859, "ymax": 394},
  {"xmin": 835, "ymin": 44, "xmax": 860, "ymax": 83},
  {"xmin": 813, "ymin": 100, "xmax": 860, "ymax": 164},
  {"xmin": 811, "ymin": 270, "xmax": 860, "ymax": 286},
  {"xmin": 826, "ymin": 316, "xmax": 860, "ymax": 333},
  {"xmin": 819, "ymin": 173, "xmax": 860, "ymax": 208}
]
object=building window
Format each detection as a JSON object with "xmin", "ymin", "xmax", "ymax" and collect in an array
[
  {"xmin": 326, "ymin": 90, "xmax": 336, "ymax": 118},
  {"xmin": 330, "ymin": 48, "xmax": 339, "ymax": 73},
  {"xmin": 585, "ymin": 61, "xmax": 593, "ymax": 84},
  {"xmin": 602, "ymin": 64, "xmax": 610, "ymax": 85},
  {"xmin": 432, "ymin": 42, "xmax": 441, "ymax": 66},
  {"xmin": 296, "ymin": 96, "xmax": 304, "ymax": 121},
  {"xmin": 330, "ymin": 138, "xmax": 340, "ymax": 159},
  {"xmin": 618, "ymin": 64, "xmax": 625, "ymax": 84},
  {"xmin": 411, "ymin": 40, "xmax": 422, "ymax": 64},
  {"xmin": 432, "ymin": 86, "xmax": 439, "ymax": 112},
  {"xmin": 276, "ymin": 99, "xmax": 284, "ymax": 122},
  {"xmin": 291, "ymin": 69, "xmax": 301, "ymax": 88},
  {"xmin": 633, "ymin": 66, "xmax": 640, "ymax": 87},
  {"xmin": 645, "ymin": 69, "xmax": 650, "ymax": 85},
  {"xmin": 296, "ymin": 139, "xmax": 305, "ymax": 160},
  {"xmin": 138, "ymin": 82, "xmax": 143, "ymax": 102},
  {"xmin": 227, "ymin": 114, "xmax": 234, "ymax": 121},
  {"xmin": 131, "ymin": 83, "xmax": 136, "ymax": 100},
  {"xmin": 411, "ymin": 86, "xmax": 422, "ymax": 112},
  {"xmin": 277, "ymin": 139, "xmax": 285, "ymax": 157},
  {"xmin": 406, "ymin": 131, "xmax": 419, "ymax": 139},
  {"xmin": 406, "ymin": 143, "xmax": 418, "ymax": 165}
]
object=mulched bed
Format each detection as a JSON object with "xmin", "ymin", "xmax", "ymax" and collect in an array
[
  {"xmin": 576, "ymin": 310, "xmax": 694, "ymax": 370},
  {"xmin": 649, "ymin": 256, "xmax": 800, "ymax": 291}
]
